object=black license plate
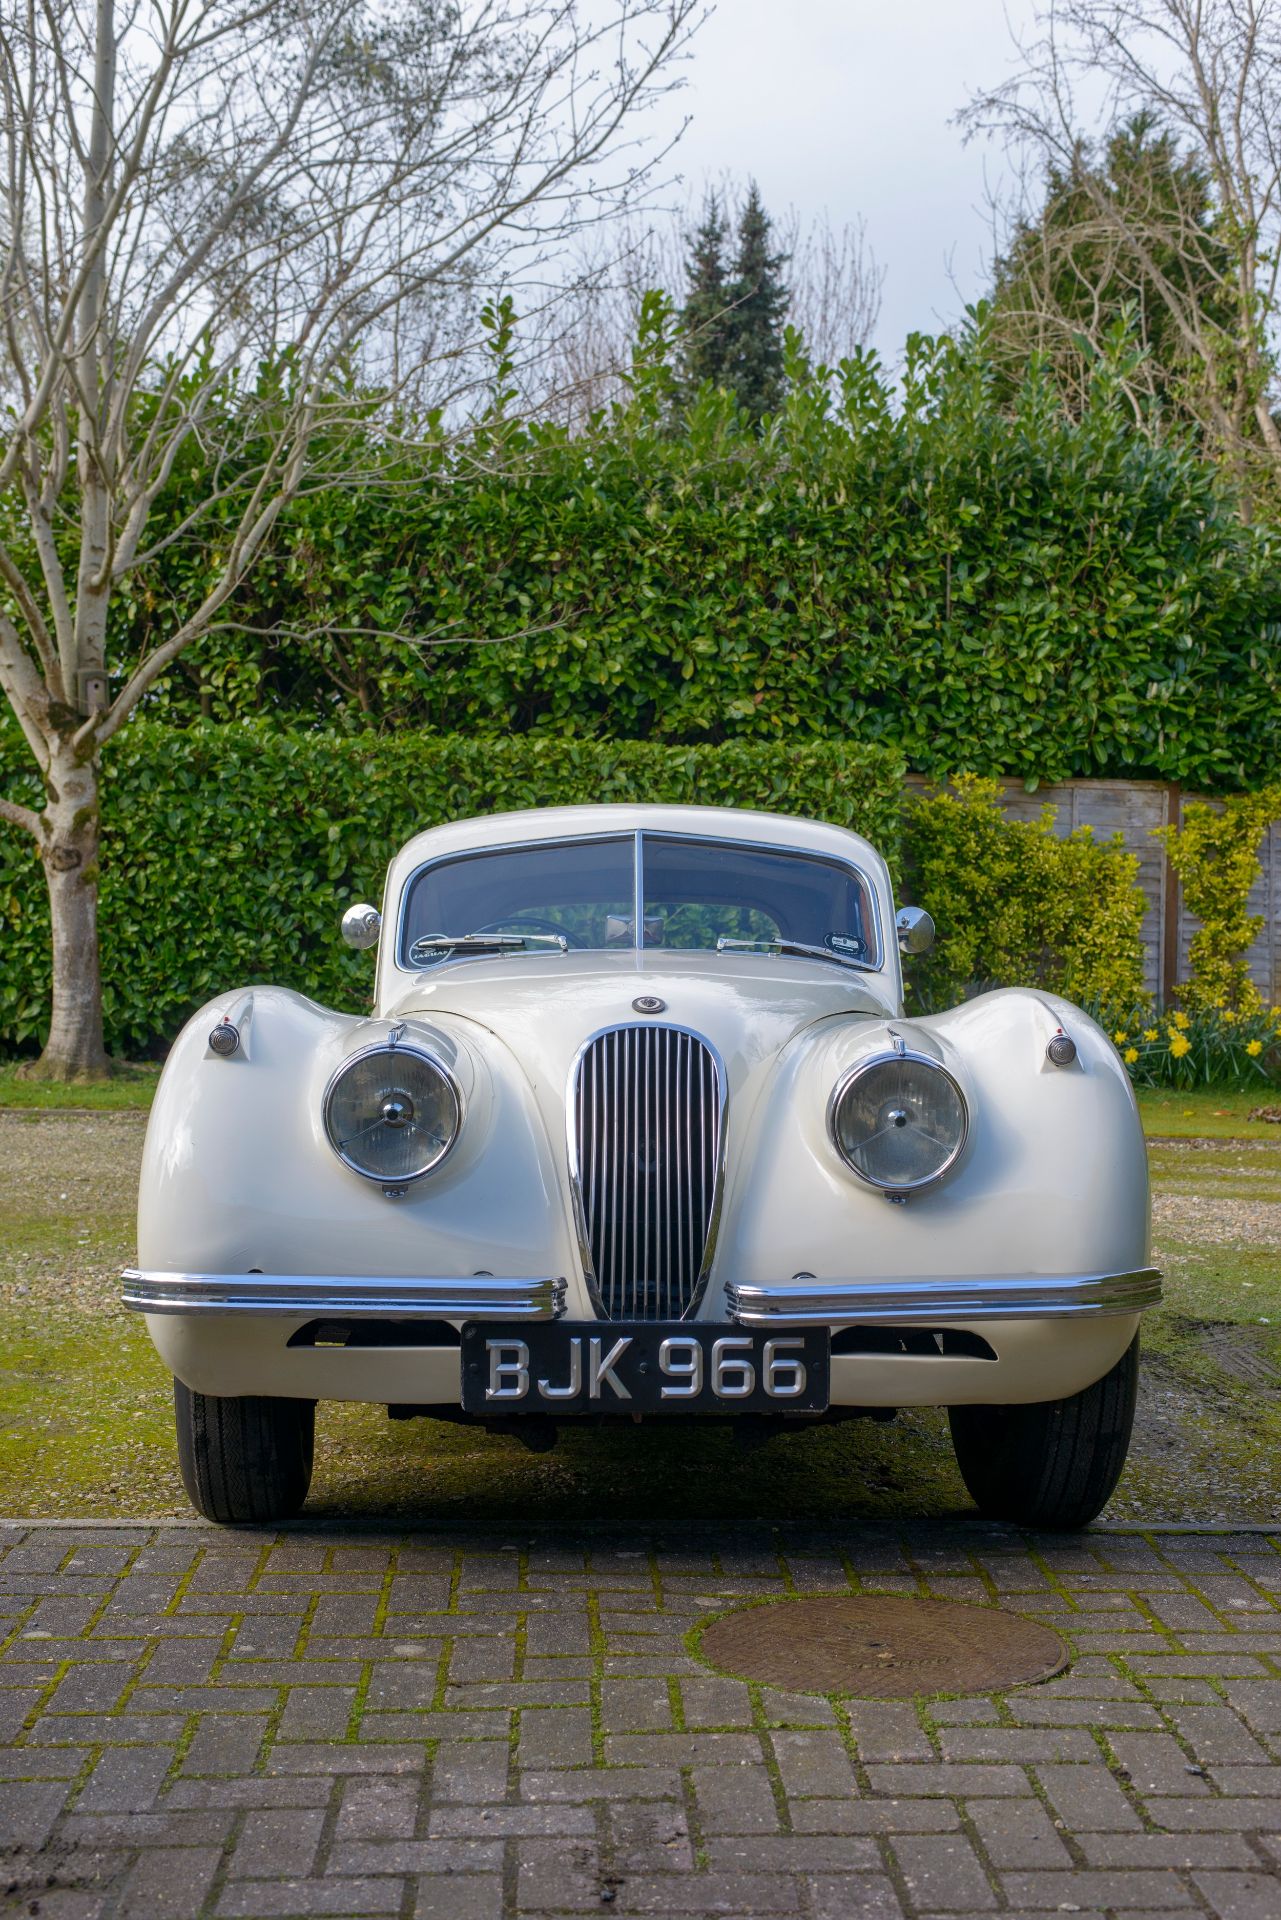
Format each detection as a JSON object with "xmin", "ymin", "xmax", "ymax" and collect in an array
[{"xmin": 459, "ymin": 1322, "xmax": 830, "ymax": 1415}]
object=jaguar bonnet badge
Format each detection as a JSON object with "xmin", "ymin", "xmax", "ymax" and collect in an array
[{"xmin": 632, "ymin": 995, "xmax": 666, "ymax": 1015}]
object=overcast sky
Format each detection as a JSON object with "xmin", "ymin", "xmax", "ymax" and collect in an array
[{"xmin": 652, "ymin": 0, "xmax": 1041, "ymax": 361}]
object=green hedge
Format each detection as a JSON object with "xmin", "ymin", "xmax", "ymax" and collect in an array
[
  {"xmin": 126, "ymin": 329, "xmax": 1281, "ymax": 791},
  {"xmin": 0, "ymin": 724, "xmax": 905, "ymax": 1057}
]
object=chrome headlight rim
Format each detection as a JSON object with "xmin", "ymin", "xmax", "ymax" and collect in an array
[
  {"xmin": 827, "ymin": 1047, "xmax": 969, "ymax": 1193},
  {"xmin": 322, "ymin": 1041, "xmax": 463, "ymax": 1185}
]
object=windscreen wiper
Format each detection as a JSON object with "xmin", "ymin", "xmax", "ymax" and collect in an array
[
  {"xmin": 715, "ymin": 935, "xmax": 868, "ymax": 971},
  {"xmin": 408, "ymin": 932, "xmax": 568, "ymax": 964}
]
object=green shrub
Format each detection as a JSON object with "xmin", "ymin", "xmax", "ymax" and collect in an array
[
  {"xmin": 901, "ymin": 775, "xmax": 1148, "ymax": 1012},
  {"xmin": 1156, "ymin": 788, "xmax": 1281, "ymax": 1015},
  {"xmin": 0, "ymin": 723, "xmax": 904, "ymax": 1058}
]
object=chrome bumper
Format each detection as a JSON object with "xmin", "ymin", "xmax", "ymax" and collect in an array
[
  {"xmin": 725, "ymin": 1268, "xmax": 1161, "ymax": 1326},
  {"xmin": 120, "ymin": 1270, "xmax": 566, "ymax": 1321},
  {"xmin": 121, "ymin": 1267, "xmax": 1158, "ymax": 1328}
]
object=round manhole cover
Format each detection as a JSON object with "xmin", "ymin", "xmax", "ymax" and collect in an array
[{"xmin": 697, "ymin": 1595, "xmax": 1069, "ymax": 1698}]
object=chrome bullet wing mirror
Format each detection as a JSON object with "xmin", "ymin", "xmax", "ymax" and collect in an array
[
  {"xmin": 341, "ymin": 903, "xmax": 382, "ymax": 950},
  {"xmin": 895, "ymin": 905, "xmax": 935, "ymax": 955}
]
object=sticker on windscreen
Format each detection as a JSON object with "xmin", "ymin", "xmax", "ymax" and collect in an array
[{"xmin": 825, "ymin": 932, "xmax": 865, "ymax": 958}]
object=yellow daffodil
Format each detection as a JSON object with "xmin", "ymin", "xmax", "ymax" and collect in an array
[
  {"xmin": 1172, "ymin": 1009, "xmax": 1190, "ymax": 1030},
  {"xmin": 1247, "ymin": 1039, "xmax": 1263, "ymax": 1058},
  {"xmin": 1143, "ymin": 1028, "xmax": 1157, "ymax": 1042},
  {"xmin": 1170, "ymin": 1035, "xmax": 1192, "ymax": 1059},
  {"xmin": 1222, "ymin": 1009, "xmax": 1237, "ymax": 1025},
  {"xmin": 1123, "ymin": 1047, "xmax": 1139, "ymax": 1064}
]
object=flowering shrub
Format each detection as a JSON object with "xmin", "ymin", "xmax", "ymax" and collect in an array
[
  {"xmin": 903, "ymin": 775, "xmax": 1147, "ymax": 1011},
  {"xmin": 1156, "ymin": 787, "xmax": 1281, "ymax": 1014},
  {"xmin": 1107, "ymin": 1003, "xmax": 1281, "ymax": 1088}
]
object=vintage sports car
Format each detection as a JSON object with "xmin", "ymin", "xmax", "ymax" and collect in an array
[{"xmin": 123, "ymin": 804, "xmax": 1159, "ymax": 1527}]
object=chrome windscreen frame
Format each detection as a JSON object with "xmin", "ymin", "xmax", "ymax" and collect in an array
[
  {"xmin": 827, "ymin": 1048, "xmax": 969, "ymax": 1194},
  {"xmin": 565, "ymin": 1021, "xmax": 730, "ymax": 1322},
  {"xmin": 394, "ymin": 829, "xmax": 886, "ymax": 976}
]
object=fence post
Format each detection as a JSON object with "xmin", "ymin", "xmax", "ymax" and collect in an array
[{"xmin": 1160, "ymin": 783, "xmax": 1182, "ymax": 1008}]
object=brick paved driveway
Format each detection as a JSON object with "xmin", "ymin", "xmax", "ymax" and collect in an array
[{"xmin": 2, "ymin": 1523, "xmax": 1280, "ymax": 1920}]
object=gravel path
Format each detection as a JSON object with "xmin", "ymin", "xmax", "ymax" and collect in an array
[
  {"xmin": 0, "ymin": 1108, "xmax": 146, "ymax": 1212},
  {"xmin": 0, "ymin": 1109, "xmax": 144, "ymax": 1315},
  {"xmin": 1154, "ymin": 1192, "xmax": 1281, "ymax": 1248}
]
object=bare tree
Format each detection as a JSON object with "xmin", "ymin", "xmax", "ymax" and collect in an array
[
  {"xmin": 0, "ymin": 0, "xmax": 701, "ymax": 1077},
  {"xmin": 515, "ymin": 186, "xmax": 883, "ymax": 422},
  {"xmin": 963, "ymin": 0, "xmax": 1281, "ymax": 503}
]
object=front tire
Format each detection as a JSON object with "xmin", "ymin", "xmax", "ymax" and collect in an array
[
  {"xmin": 174, "ymin": 1381, "xmax": 315, "ymax": 1524},
  {"xmin": 948, "ymin": 1335, "xmax": 1139, "ymax": 1530}
]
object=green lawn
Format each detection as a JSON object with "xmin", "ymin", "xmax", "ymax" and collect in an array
[
  {"xmin": 0, "ymin": 1062, "xmax": 159, "ymax": 1110},
  {"xmin": 1136, "ymin": 1085, "xmax": 1281, "ymax": 1140}
]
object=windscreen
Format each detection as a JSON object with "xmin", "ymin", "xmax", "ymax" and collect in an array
[
  {"xmin": 401, "ymin": 836, "xmax": 634, "ymax": 962},
  {"xmin": 400, "ymin": 832, "xmax": 877, "ymax": 966},
  {"xmin": 643, "ymin": 836, "xmax": 876, "ymax": 962}
]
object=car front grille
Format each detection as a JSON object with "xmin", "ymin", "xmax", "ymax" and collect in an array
[{"xmin": 573, "ymin": 1024, "xmax": 724, "ymax": 1320}]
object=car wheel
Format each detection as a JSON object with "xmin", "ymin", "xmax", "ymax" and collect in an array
[
  {"xmin": 947, "ymin": 1335, "xmax": 1139, "ymax": 1530},
  {"xmin": 173, "ymin": 1380, "xmax": 315, "ymax": 1524}
]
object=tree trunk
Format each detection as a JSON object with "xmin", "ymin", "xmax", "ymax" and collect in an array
[{"xmin": 34, "ymin": 741, "xmax": 111, "ymax": 1078}]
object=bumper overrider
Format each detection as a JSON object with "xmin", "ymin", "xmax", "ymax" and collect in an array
[{"xmin": 120, "ymin": 1267, "xmax": 1161, "ymax": 1323}]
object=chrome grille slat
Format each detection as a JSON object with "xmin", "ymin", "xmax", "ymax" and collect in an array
[
  {"xmin": 614, "ymin": 1036, "xmax": 626, "ymax": 1320},
  {"xmin": 573, "ymin": 1023, "xmax": 723, "ymax": 1321}
]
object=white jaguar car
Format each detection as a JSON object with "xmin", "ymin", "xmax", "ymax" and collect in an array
[{"xmin": 123, "ymin": 804, "xmax": 1159, "ymax": 1527}]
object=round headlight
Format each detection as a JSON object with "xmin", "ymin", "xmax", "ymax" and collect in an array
[
  {"xmin": 829, "ymin": 1051, "xmax": 967, "ymax": 1192},
  {"xmin": 324, "ymin": 1045, "xmax": 460, "ymax": 1184}
]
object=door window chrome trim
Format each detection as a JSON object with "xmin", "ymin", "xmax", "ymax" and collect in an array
[
  {"xmin": 394, "ymin": 830, "xmax": 884, "ymax": 975},
  {"xmin": 565, "ymin": 1020, "xmax": 730, "ymax": 1322}
]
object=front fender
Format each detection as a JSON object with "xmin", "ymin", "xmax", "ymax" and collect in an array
[
  {"xmin": 710, "ymin": 989, "xmax": 1149, "ymax": 1301},
  {"xmin": 137, "ymin": 987, "xmax": 583, "ymax": 1292}
]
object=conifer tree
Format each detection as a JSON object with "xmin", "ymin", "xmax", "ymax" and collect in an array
[
  {"xmin": 727, "ymin": 182, "xmax": 790, "ymax": 420},
  {"xmin": 679, "ymin": 194, "xmax": 734, "ymax": 392}
]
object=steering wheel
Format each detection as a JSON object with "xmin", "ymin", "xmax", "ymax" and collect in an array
[{"xmin": 470, "ymin": 914, "xmax": 587, "ymax": 950}]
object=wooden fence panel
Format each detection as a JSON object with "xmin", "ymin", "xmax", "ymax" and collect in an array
[{"xmin": 903, "ymin": 776, "xmax": 1278, "ymax": 1006}]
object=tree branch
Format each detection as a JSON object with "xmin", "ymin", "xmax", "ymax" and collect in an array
[{"xmin": 0, "ymin": 793, "xmax": 40, "ymax": 837}]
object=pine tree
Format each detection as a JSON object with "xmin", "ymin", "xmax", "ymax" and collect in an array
[
  {"xmin": 679, "ymin": 194, "xmax": 734, "ymax": 392},
  {"xmin": 726, "ymin": 182, "xmax": 790, "ymax": 421}
]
